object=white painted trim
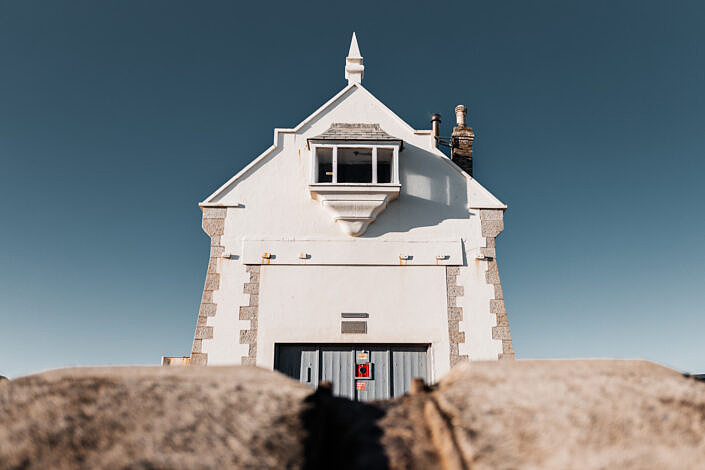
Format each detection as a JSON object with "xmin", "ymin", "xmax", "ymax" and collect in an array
[
  {"xmin": 309, "ymin": 143, "xmax": 399, "ymax": 185},
  {"xmin": 199, "ymin": 202, "xmax": 243, "ymax": 208},
  {"xmin": 309, "ymin": 144, "xmax": 317, "ymax": 184},
  {"xmin": 332, "ymin": 146, "xmax": 338, "ymax": 183}
]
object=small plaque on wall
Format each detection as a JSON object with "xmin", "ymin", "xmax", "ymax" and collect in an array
[{"xmin": 341, "ymin": 321, "xmax": 367, "ymax": 334}]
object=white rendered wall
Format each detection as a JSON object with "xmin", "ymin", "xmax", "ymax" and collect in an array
[
  {"xmin": 256, "ymin": 265, "xmax": 451, "ymax": 383},
  {"xmin": 198, "ymin": 85, "xmax": 506, "ymax": 371}
]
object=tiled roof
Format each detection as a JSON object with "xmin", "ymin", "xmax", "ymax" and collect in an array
[{"xmin": 310, "ymin": 123, "xmax": 400, "ymax": 141}]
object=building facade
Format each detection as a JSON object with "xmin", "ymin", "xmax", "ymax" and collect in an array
[{"xmin": 190, "ymin": 34, "xmax": 513, "ymax": 400}]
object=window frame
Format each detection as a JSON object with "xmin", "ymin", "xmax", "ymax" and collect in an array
[{"xmin": 310, "ymin": 143, "xmax": 399, "ymax": 185}]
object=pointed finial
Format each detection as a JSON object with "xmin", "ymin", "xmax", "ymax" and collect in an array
[
  {"xmin": 348, "ymin": 32, "xmax": 362, "ymax": 59},
  {"xmin": 345, "ymin": 32, "xmax": 364, "ymax": 85}
]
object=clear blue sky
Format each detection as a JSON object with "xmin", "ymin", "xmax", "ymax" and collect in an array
[{"xmin": 1, "ymin": 1, "xmax": 703, "ymax": 378}]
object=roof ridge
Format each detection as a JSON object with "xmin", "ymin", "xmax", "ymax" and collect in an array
[{"xmin": 330, "ymin": 123, "xmax": 382, "ymax": 128}]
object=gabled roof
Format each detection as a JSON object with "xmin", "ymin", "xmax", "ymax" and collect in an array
[{"xmin": 200, "ymin": 82, "xmax": 506, "ymax": 210}]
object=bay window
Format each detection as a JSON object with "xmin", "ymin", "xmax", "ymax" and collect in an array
[{"xmin": 311, "ymin": 145, "xmax": 399, "ymax": 185}]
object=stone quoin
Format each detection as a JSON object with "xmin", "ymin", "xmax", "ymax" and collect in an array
[{"xmin": 186, "ymin": 33, "xmax": 514, "ymax": 400}]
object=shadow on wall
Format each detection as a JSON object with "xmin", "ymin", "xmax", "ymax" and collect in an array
[
  {"xmin": 301, "ymin": 383, "xmax": 389, "ymax": 470},
  {"xmin": 363, "ymin": 143, "xmax": 469, "ymax": 237}
]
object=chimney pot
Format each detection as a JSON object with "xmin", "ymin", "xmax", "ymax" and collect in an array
[
  {"xmin": 431, "ymin": 113, "xmax": 441, "ymax": 148},
  {"xmin": 455, "ymin": 105, "xmax": 467, "ymax": 127}
]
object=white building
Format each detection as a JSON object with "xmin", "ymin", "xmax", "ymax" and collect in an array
[{"xmin": 189, "ymin": 34, "xmax": 513, "ymax": 400}]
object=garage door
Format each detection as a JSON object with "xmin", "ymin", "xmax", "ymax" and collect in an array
[{"xmin": 274, "ymin": 344, "xmax": 428, "ymax": 401}]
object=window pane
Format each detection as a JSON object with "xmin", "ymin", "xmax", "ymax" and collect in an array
[
  {"xmin": 337, "ymin": 147, "xmax": 372, "ymax": 183},
  {"xmin": 316, "ymin": 147, "xmax": 333, "ymax": 183},
  {"xmin": 377, "ymin": 148, "xmax": 393, "ymax": 183}
]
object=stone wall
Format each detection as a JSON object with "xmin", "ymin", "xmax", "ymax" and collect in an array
[
  {"xmin": 480, "ymin": 209, "xmax": 514, "ymax": 359},
  {"xmin": 446, "ymin": 266, "xmax": 468, "ymax": 367},
  {"xmin": 190, "ymin": 207, "xmax": 226, "ymax": 365},
  {"xmin": 239, "ymin": 265, "xmax": 260, "ymax": 365}
]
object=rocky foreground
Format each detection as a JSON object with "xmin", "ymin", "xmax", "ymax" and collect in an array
[{"xmin": 1, "ymin": 360, "xmax": 704, "ymax": 470}]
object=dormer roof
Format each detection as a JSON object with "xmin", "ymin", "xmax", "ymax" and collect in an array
[{"xmin": 307, "ymin": 123, "xmax": 403, "ymax": 148}]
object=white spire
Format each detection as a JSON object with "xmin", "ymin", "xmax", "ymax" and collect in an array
[
  {"xmin": 345, "ymin": 32, "xmax": 364, "ymax": 85},
  {"xmin": 348, "ymin": 32, "xmax": 362, "ymax": 59}
]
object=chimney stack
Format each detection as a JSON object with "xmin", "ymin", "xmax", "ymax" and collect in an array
[
  {"xmin": 431, "ymin": 113, "xmax": 441, "ymax": 148},
  {"xmin": 451, "ymin": 104, "xmax": 475, "ymax": 176}
]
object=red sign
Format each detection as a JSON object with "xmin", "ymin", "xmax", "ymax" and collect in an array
[
  {"xmin": 355, "ymin": 363, "xmax": 371, "ymax": 379},
  {"xmin": 356, "ymin": 381, "xmax": 366, "ymax": 391}
]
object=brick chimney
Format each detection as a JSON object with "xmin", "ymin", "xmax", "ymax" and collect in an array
[{"xmin": 451, "ymin": 105, "xmax": 475, "ymax": 176}]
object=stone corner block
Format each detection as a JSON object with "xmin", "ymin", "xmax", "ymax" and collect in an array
[
  {"xmin": 446, "ymin": 266, "xmax": 460, "ymax": 276},
  {"xmin": 204, "ymin": 273, "xmax": 220, "ymax": 291},
  {"xmin": 190, "ymin": 353, "xmax": 208, "ymax": 366},
  {"xmin": 449, "ymin": 331, "xmax": 466, "ymax": 344},
  {"xmin": 243, "ymin": 282, "xmax": 259, "ymax": 295},
  {"xmin": 202, "ymin": 218, "xmax": 225, "ymax": 237},
  {"xmin": 195, "ymin": 326, "xmax": 213, "ymax": 340},
  {"xmin": 239, "ymin": 329, "xmax": 257, "ymax": 344},
  {"xmin": 490, "ymin": 299, "xmax": 506, "ymax": 314},
  {"xmin": 199, "ymin": 303, "xmax": 217, "ymax": 317},
  {"xmin": 448, "ymin": 285, "xmax": 464, "ymax": 297},
  {"xmin": 202, "ymin": 207, "xmax": 227, "ymax": 219},
  {"xmin": 239, "ymin": 306, "xmax": 258, "ymax": 320},
  {"xmin": 448, "ymin": 307, "xmax": 463, "ymax": 321},
  {"xmin": 492, "ymin": 326, "xmax": 511, "ymax": 340},
  {"xmin": 480, "ymin": 209, "xmax": 504, "ymax": 221},
  {"xmin": 493, "ymin": 283, "xmax": 503, "ymax": 300},
  {"xmin": 502, "ymin": 340, "xmax": 514, "ymax": 355},
  {"xmin": 486, "ymin": 264, "xmax": 500, "ymax": 284},
  {"xmin": 481, "ymin": 219, "xmax": 504, "ymax": 237}
]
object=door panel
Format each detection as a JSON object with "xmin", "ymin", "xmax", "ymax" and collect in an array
[
  {"xmin": 320, "ymin": 346, "xmax": 355, "ymax": 400},
  {"xmin": 301, "ymin": 348, "xmax": 319, "ymax": 387},
  {"xmin": 356, "ymin": 347, "xmax": 390, "ymax": 402},
  {"xmin": 391, "ymin": 346, "xmax": 428, "ymax": 398},
  {"xmin": 275, "ymin": 345, "xmax": 318, "ymax": 388}
]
